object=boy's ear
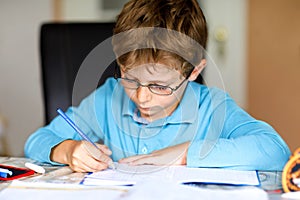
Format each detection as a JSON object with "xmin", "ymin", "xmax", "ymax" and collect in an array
[{"xmin": 188, "ymin": 59, "xmax": 206, "ymax": 81}]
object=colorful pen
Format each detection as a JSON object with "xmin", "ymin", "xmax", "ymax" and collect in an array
[
  {"xmin": 0, "ymin": 167, "xmax": 12, "ymax": 178},
  {"xmin": 57, "ymin": 108, "xmax": 115, "ymax": 170}
]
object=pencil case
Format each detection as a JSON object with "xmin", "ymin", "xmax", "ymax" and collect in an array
[{"xmin": 0, "ymin": 164, "xmax": 35, "ymax": 181}]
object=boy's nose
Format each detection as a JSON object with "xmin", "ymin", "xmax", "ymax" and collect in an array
[{"xmin": 136, "ymin": 86, "xmax": 152, "ymax": 103}]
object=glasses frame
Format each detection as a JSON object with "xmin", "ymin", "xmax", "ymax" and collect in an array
[
  {"xmin": 116, "ymin": 77, "xmax": 187, "ymax": 96},
  {"xmin": 113, "ymin": 63, "xmax": 193, "ymax": 96}
]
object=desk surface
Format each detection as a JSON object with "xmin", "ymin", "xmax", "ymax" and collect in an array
[{"xmin": 0, "ymin": 157, "xmax": 286, "ymax": 200}]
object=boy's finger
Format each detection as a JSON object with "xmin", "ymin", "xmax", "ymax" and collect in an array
[
  {"xmin": 96, "ymin": 144, "xmax": 112, "ymax": 155},
  {"xmin": 98, "ymin": 152, "xmax": 113, "ymax": 163},
  {"xmin": 80, "ymin": 157, "xmax": 109, "ymax": 172},
  {"xmin": 82, "ymin": 141, "xmax": 113, "ymax": 167}
]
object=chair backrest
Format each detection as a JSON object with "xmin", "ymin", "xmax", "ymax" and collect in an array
[
  {"xmin": 40, "ymin": 22, "xmax": 118, "ymax": 124},
  {"xmin": 40, "ymin": 22, "xmax": 203, "ymax": 125}
]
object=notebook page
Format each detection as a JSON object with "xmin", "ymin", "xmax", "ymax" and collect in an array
[{"xmin": 82, "ymin": 163, "xmax": 259, "ymax": 186}]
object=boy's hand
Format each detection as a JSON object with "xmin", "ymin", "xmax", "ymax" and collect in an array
[
  {"xmin": 118, "ymin": 142, "xmax": 190, "ymax": 166},
  {"xmin": 51, "ymin": 140, "xmax": 113, "ymax": 172}
]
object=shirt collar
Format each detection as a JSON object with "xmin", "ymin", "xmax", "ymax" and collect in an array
[{"xmin": 132, "ymin": 108, "xmax": 149, "ymax": 125}]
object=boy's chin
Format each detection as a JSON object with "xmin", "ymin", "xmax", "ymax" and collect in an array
[{"xmin": 140, "ymin": 111, "xmax": 168, "ymax": 122}]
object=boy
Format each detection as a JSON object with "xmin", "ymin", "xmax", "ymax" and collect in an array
[{"xmin": 25, "ymin": 0, "xmax": 290, "ymax": 172}]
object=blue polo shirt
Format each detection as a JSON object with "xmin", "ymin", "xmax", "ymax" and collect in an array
[{"xmin": 25, "ymin": 78, "xmax": 290, "ymax": 170}]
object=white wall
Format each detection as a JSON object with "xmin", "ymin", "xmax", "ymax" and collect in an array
[
  {"xmin": 61, "ymin": 0, "xmax": 126, "ymax": 22},
  {"xmin": 61, "ymin": 0, "xmax": 102, "ymax": 21},
  {"xmin": 0, "ymin": 0, "xmax": 53, "ymax": 156},
  {"xmin": 201, "ymin": 0, "xmax": 248, "ymax": 108}
]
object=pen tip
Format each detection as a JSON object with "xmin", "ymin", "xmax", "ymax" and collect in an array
[{"xmin": 109, "ymin": 162, "xmax": 116, "ymax": 170}]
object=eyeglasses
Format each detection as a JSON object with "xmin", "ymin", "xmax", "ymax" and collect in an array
[{"xmin": 116, "ymin": 77, "xmax": 187, "ymax": 96}]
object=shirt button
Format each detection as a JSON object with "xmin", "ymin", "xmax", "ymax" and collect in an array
[{"xmin": 141, "ymin": 147, "xmax": 148, "ymax": 154}]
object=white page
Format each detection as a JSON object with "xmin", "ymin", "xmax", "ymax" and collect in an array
[
  {"xmin": 171, "ymin": 166, "xmax": 259, "ymax": 185},
  {"xmin": 0, "ymin": 181, "xmax": 126, "ymax": 200},
  {"xmin": 121, "ymin": 180, "xmax": 268, "ymax": 200},
  {"xmin": 82, "ymin": 163, "xmax": 259, "ymax": 186}
]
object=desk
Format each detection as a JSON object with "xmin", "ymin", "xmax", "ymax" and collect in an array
[{"xmin": 0, "ymin": 157, "xmax": 285, "ymax": 200}]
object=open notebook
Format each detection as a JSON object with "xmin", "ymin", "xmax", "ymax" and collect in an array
[{"xmin": 81, "ymin": 163, "xmax": 260, "ymax": 186}]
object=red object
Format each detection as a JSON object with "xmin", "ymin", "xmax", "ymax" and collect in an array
[{"xmin": 0, "ymin": 164, "xmax": 35, "ymax": 181}]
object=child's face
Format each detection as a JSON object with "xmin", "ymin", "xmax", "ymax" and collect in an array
[{"xmin": 121, "ymin": 63, "xmax": 188, "ymax": 122}]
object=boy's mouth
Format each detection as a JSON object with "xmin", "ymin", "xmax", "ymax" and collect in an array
[{"xmin": 138, "ymin": 106, "xmax": 151, "ymax": 112}]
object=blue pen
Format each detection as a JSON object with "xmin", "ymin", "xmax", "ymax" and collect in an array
[{"xmin": 57, "ymin": 108, "xmax": 115, "ymax": 169}]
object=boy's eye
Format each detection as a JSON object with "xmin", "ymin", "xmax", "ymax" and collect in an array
[
  {"xmin": 149, "ymin": 85, "xmax": 173, "ymax": 95},
  {"xmin": 150, "ymin": 85, "xmax": 169, "ymax": 91}
]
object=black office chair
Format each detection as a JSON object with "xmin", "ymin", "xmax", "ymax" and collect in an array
[
  {"xmin": 40, "ymin": 22, "xmax": 118, "ymax": 124},
  {"xmin": 40, "ymin": 22, "xmax": 203, "ymax": 125}
]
